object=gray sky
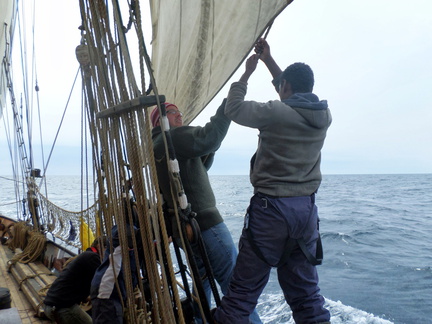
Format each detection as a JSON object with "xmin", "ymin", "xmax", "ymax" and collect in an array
[
  {"xmin": 195, "ymin": 0, "xmax": 432, "ymax": 175},
  {"xmin": 1, "ymin": 0, "xmax": 431, "ymax": 176}
]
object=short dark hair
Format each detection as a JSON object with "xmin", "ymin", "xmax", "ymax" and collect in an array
[
  {"xmin": 281, "ymin": 62, "xmax": 314, "ymax": 93},
  {"xmin": 92, "ymin": 235, "xmax": 108, "ymax": 249}
]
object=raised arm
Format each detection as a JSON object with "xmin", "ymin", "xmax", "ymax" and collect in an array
[
  {"xmin": 239, "ymin": 54, "xmax": 260, "ymax": 83},
  {"xmin": 254, "ymin": 38, "xmax": 282, "ymax": 79}
]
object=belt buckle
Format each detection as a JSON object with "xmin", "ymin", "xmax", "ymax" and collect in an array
[{"xmin": 261, "ymin": 198, "xmax": 267, "ymax": 209}]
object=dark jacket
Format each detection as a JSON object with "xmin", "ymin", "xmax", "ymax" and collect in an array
[{"xmin": 44, "ymin": 248, "xmax": 101, "ymax": 308}]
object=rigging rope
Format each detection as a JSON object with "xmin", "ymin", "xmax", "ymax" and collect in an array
[
  {"xmin": 131, "ymin": 2, "xmax": 220, "ymax": 320},
  {"xmin": 40, "ymin": 67, "xmax": 80, "ymax": 183},
  {"xmin": 73, "ymin": 1, "xmax": 238, "ymax": 322},
  {"xmin": 78, "ymin": 1, "xmax": 185, "ymax": 322}
]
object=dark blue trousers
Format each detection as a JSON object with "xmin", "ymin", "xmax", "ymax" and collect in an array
[{"xmin": 214, "ymin": 193, "xmax": 330, "ymax": 324}]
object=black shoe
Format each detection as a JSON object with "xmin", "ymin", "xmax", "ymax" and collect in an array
[{"xmin": 210, "ymin": 308, "xmax": 218, "ymax": 323}]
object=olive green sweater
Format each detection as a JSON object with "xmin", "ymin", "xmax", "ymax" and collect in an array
[{"xmin": 152, "ymin": 101, "xmax": 230, "ymax": 231}]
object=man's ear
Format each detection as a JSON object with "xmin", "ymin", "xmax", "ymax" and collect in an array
[
  {"xmin": 280, "ymin": 79, "xmax": 292, "ymax": 98},
  {"xmin": 282, "ymin": 80, "xmax": 292, "ymax": 93}
]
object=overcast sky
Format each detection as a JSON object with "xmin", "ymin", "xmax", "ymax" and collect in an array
[
  {"xmin": 196, "ymin": 0, "xmax": 432, "ymax": 175},
  {"xmin": 1, "ymin": 0, "xmax": 431, "ymax": 176}
]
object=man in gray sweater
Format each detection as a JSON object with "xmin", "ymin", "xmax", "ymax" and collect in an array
[{"xmin": 213, "ymin": 39, "xmax": 332, "ymax": 324}]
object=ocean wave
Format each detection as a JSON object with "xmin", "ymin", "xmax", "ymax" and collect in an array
[
  {"xmin": 325, "ymin": 299, "xmax": 394, "ymax": 324},
  {"xmin": 257, "ymin": 295, "xmax": 395, "ymax": 324}
]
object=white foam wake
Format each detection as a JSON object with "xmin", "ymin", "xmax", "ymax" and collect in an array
[{"xmin": 257, "ymin": 294, "xmax": 394, "ymax": 324}]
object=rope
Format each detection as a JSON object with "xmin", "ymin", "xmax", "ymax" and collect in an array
[
  {"xmin": 75, "ymin": 1, "xmax": 217, "ymax": 323},
  {"xmin": 7, "ymin": 221, "xmax": 28, "ymax": 251},
  {"xmin": 15, "ymin": 272, "xmax": 53, "ymax": 291},
  {"xmin": 41, "ymin": 68, "xmax": 80, "ymax": 179},
  {"xmin": 133, "ymin": 6, "xmax": 185, "ymax": 317},
  {"xmin": 9, "ymin": 230, "xmax": 46, "ymax": 264},
  {"xmin": 40, "ymin": 282, "xmax": 54, "ymax": 297},
  {"xmin": 263, "ymin": 20, "xmax": 274, "ymax": 39}
]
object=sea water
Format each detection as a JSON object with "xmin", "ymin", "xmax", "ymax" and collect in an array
[
  {"xmin": 211, "ymin": 174, "xmax": 432, "ymax": 324},
  {"xmin": 1, "ymin": 174, "xmax": 431, "ymax": 323}
]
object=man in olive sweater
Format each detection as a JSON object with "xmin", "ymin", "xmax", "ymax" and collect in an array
[{"xmin": 151, "ymin": 101, "xmax": 261, "ymax": 323}]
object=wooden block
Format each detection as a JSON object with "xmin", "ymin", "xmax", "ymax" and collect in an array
[
  {"xmin": 9, "ymin": 266, "xmax": 43, "ymax": 316},
  {"xmin": 12, "ymin": 262, "xmax": 47, "ymax": 296},
  {"xmin": 1, "ymin": 234, "xmax": 50, "ymax": 323},
  {"xmin": 27, "ymin": 262, "xmax": 56, "ymax": 286}
]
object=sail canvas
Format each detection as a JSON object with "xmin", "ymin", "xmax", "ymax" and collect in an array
[{"xmin": 150, "ymin": 0, "xmax": 293, "ymax": 124}]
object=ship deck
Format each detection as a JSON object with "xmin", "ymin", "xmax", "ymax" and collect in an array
[{"xmin": 0, "ymin": 243, "xmax": 52, "ymax": 323}]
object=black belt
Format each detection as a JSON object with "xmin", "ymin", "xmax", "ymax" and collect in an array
[{"xmin": 256, "ymin": 191, "xmax": 316, "ymax": 199}]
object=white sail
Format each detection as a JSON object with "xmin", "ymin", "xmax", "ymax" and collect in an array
[{"xmin": 150, "ymin": 0, "xmax": 293, "ymax": 124}]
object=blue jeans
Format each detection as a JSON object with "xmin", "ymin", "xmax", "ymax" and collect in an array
[
  {"xmin": 193, "ymin": 221, "xmax": 262, "ymax": 324},
  {"xmin": 214, "ymin": 194, "xmax": 330, "ymax": 324}
]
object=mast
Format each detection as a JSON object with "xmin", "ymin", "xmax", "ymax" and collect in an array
[{"xmin": 3, "ymin": 39, "xmax": 42, "ymax": 230}]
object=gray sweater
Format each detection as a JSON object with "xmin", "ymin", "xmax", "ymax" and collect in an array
[{"xmin": 225, "ymin": 81, "xmax": 332, "ymax": 197}]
